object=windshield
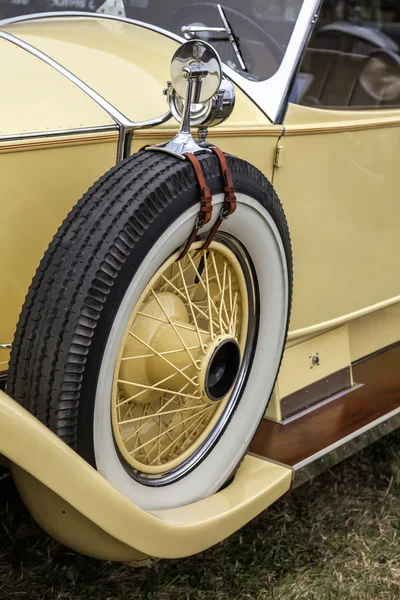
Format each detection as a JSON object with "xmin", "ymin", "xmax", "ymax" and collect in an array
[{"xmin": 0, "ymin": 0, "xmax": 305, "ymax": 81}]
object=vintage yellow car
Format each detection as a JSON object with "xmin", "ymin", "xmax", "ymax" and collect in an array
[{"xmin": 1, "ymin": 0, "xmax": 400, "ymax": 564}]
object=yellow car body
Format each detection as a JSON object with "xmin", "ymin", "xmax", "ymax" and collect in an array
[{"xmin": 0, "ymin": 7, "xmax": 399, "ymax": 562}]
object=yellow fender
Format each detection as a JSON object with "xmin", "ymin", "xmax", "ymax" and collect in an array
[{"xmin": 0, "ymin": 390, "xmax": 292, "ymax": 562}]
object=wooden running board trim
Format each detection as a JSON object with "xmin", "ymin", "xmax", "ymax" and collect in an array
[{"xmin": 249, "ymin": 344, "xmax": 400, "ymax": 470}]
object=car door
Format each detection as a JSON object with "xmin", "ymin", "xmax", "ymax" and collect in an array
[{"xmin": 273, "ymin": 0, "xmax": 400, "ymax": 343}]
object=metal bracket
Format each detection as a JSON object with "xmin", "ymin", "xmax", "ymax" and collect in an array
[
  {"xmin": 96, "ymin": 0, "xmax": 126, "ymax": 17},
  {"xmin": 146, "ymin": 133, "xmax": 210, "ymax": 160},
  {"xmin": 274, "ymin": 145, "xmax": 285, "ymax": 168}
]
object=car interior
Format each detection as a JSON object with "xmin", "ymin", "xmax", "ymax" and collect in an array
[{"xmin": 296, "ymin": 0, "xmax": 400, "ymax": 109}]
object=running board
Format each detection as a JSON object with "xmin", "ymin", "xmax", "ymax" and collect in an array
[
  {"xmin": 250, "ymin": 344, "xmax": 400, "ymax": 486},
  {"xmin": 0, "ymin": 390, "xmax": 292, "ymax": 562},
  {"xmin": 291, "ymin": 405, "xmax": 400, "ymax": 488}
]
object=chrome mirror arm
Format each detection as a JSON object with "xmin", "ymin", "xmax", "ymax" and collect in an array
[
  {"xmin": 180, "ymin": 75, "xmax": 195, "ymax": 135},
  {"xmin": 151, "ymin": 64, "xmax": 210, "ymax": 158},
  {"xmin": 182, "ymin": 26, "xmax": 226, "ymax": 39}
]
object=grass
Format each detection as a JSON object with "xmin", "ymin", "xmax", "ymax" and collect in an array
[{"xmin": 1, "ymin": 431, "xmax": 400, "ymax": 600}]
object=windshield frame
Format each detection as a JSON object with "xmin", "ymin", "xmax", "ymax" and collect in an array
[
  {"xmin": 0, "ymin": 0, "xmax": 322, "ymax": 124},
  {"xmin": 227, "ymin": 0, "xmax": 322, "ymax": 122}
]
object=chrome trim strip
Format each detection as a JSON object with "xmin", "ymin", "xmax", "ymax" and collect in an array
[
  {"xmin": 0, "ymin": 27, "xmax": 172, "ymax": 161},
  {"xmin": 0, "ymin": 125, "xmax": 118, "ymax": 143},
  {"xmin": 0, "ymin": 345, "xmax": 12, "ymax": 350},
  {"xmin": 0, "ymin": 3, "xmax": 323, "ymax": 124},
  {"xmin": 292, "ymin": 406, "xmax": 400, "ymax": 488}
]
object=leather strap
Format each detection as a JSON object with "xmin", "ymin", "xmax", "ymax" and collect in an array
[
  {"xmin": 202, "ymin": 147, "xmax": 237, "ymax": 250},
  {"xmin": 201, "ymin": 215, "xmax": 223, "ymax": 251},
  {"xmin": 177, "ymin": 224, "xmax": 199, "ymax": 262},
  {"xmin": 184, "ymin": 152, "xmax": 213, "ymax": 226},
  {"xmin": 210, "ymin": 146, "xmax": 237, "ymax": 218},
  {"xmin": 144, "ymin": 146, "xmax": 236, "ymax": 260},
  {"xmin": 177, "ymin": 152, "xmax": 214, "ymax": 261}
]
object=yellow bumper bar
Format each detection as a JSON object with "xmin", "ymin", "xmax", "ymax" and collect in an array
[{"xmin": 0, "ymin": 390, "xmax": 292, "ymax": 561}]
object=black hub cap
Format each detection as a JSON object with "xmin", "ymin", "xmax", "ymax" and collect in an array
[{"xmin": 205, "ymin": 339, "xmax": 241, "ymax": 401}]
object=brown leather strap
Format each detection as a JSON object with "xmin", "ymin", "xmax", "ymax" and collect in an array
[
  {"xmin": 202, "ymin": 215, "xmax": 224, "ymax": 250},
  {"xmin": 210, "ymin": 147, "xmax": 237, "ymax": 217},
  {"xmin": 184, "ymin": 152, "xmax": 213, "ymax": 226},
  {"xmin": 177, "ymin": 224, "xmax": 199, "ymax": 262},
  {"xmin": 152, "ymin": 147, "xmax": 236, "ymax": 260},
  {"xmin": 202, "ymin": 147, "xmax": 237, "ymax": 249},
  {"xmin": 177, "ymin": 152, "xmax": 213, "ymax": 261}
]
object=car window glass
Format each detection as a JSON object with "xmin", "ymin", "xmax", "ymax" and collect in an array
[
  {"xmin": 0, "ymin": 0, "xmax": 305, "ymax": 82},
  {"xmin": 294, "ymin": 0, "xmax": 400, "ymax": 110}
]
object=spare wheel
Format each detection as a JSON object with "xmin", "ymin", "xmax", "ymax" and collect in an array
[{"xmin": 7, "ymin": 150, "xmax": 292, "ymax": 511}]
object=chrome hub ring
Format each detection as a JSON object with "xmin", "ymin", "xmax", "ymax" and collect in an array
[{"xmin": 204, "ymin": 337, "xmax": 241, "ymax": 401}]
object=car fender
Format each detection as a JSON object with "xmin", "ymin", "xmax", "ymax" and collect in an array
[{"xmin": 0, "ymin": 389, "xmax": 292, "ymax": 561}]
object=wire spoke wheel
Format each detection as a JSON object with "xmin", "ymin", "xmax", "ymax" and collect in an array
[{"xmin": 112, "ymin": 240, "xmax": 250, "ymax": 477}]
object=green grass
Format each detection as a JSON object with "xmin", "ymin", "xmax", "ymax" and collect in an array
[{"xmin": 1, "ymin": 431, "xmax": 400, "ymax": 600}]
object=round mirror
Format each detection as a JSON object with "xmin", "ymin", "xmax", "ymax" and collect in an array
[{"xmin": 170, "ymin": 40, "xmax": 222, "ymax": 103}]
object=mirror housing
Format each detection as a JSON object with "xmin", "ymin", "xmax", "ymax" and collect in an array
[
  {"xmin": 150, "ymin": 40, "xmax": 236, "ymax": 158},
  {"xmin": 168, "ymin": 40, "xmax": 235, "ymax": 136}
]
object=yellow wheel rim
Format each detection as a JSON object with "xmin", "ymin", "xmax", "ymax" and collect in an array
[{"xmin": 111, "ymin": 240, "xmax": 249, "ymax": 475}]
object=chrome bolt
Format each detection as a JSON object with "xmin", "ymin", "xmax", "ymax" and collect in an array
[{"xmin": 310, "ymin": 353, "xmax": 320, "ymax": 369}]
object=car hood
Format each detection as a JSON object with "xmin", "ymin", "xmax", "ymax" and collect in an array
[{"xmin": 0, "ymin": 16, "xmax": 179, "ymax": 136}]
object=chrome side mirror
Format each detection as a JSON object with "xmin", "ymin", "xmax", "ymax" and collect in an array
[
  {"xmin": 155, "ymin": 40, "xmax": 235, "ymax": 157},
  {"xmin": 170, "ymin": 40, "xmax": 222, "ymax": 105}
]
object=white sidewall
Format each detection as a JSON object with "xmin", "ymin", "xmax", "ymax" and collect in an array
[{"xmin": 94, "ymin": 193, "xmax": 288, "ymax": 510}]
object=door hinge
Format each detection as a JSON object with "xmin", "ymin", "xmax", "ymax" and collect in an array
[{"xmin": 274, "ymin": 144, "xmax": 285, "ymax": 168}]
